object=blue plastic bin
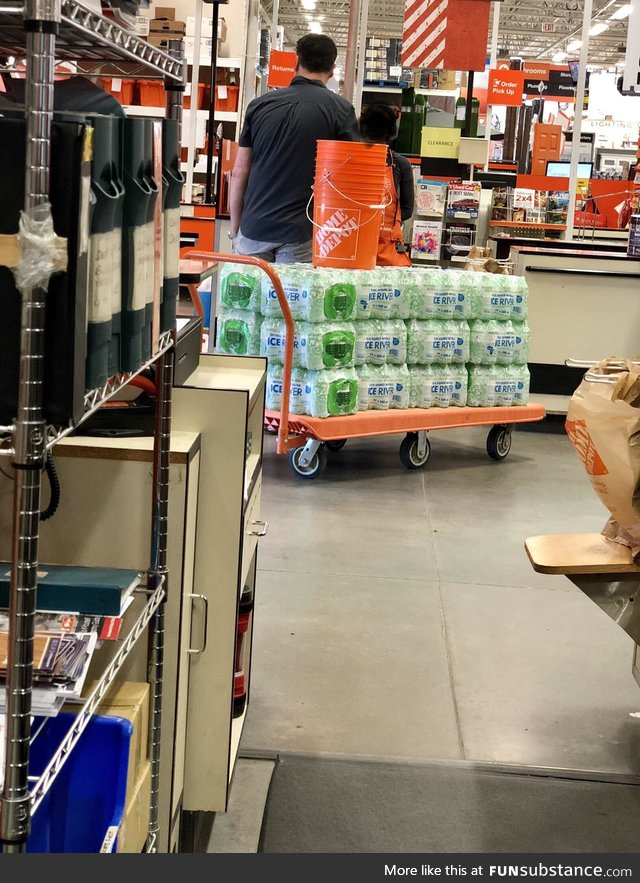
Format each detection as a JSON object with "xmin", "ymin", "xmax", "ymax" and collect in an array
[{"xmin": 27, "ymin": 712, "xmax": 132, "ymax": 853}]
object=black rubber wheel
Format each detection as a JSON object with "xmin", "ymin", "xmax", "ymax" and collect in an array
[
  {"xmin": 486, "ymin": 425, "xmax": 512, "ymax": 461},
  {"xmin": 325, "ymin": 439, "xmax": 347, "ymax": 452},
  {"xmin": 399, "ymin": 433, "xmax": 431, "ymax": 469},
  {"xmin": 289, "ymin": 445, "xmax": 328, "ymax": 478}
]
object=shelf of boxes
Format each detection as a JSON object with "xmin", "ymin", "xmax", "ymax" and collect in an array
[{"xmin": 125, "ymin": 105, "xmax": 237, "ymax": 123}]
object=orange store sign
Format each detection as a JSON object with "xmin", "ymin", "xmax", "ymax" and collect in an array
[
  {"xmin": 488, "ymin": 69, "xmax": 525, "ymax": 106},
  {"xmin": 267, "ymin": 50, "xmax": 297, "ymax": 88}
]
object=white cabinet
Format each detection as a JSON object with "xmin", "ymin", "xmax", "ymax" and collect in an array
[{"xmin": 172, "ymin": 352, "xmax": 267, "ymax": 813}]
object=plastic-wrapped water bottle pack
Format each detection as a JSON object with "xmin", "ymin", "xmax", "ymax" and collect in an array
[{"xmin": 217, "ymin": 263, "xmax": 531, "ymax": 415}]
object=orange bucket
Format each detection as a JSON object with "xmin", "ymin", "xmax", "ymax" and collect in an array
[{"xmin": 311, "ymin": 141, "xmax": 388, "ymax": 270}]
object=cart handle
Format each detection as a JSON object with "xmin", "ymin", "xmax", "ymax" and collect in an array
[{"xmin": 184, "ymin": 251, "xmax": 294, "ymax": 455}]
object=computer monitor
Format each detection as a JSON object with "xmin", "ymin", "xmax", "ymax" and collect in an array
[
  {"xmin": 568, "ymin": 60, "xmax": 579, "ymax": 84},
  {"xmin": 545, "ymin": 160, "xmax": 593, "ymax": 179}
]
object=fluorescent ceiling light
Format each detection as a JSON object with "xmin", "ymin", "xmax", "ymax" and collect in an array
[
  {"xmin": 610, "ymin": 3, "xmax": 632, "ymax": 18},
  {"xmin": 309, "ymin": 20, "xmax": 322, "ymax": 33},
  {"xmin": 301, "ymin": 0, "xmax": 316, "ymax": 8},
  {"xmin": 553, "ymin": 51, "xmax": 568, "ymax": 61},
  {"xmin": 567, "ymin": 39, "xmax": 582, "ymax": 50},
  {"xmin": 589, "ymin": 21, "xmax": 609, "ymax": 35}
]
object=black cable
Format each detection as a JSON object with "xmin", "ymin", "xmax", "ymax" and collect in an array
[{"xmin": 40, "ymin": 450, "xmax": 60, "ymax": 522}]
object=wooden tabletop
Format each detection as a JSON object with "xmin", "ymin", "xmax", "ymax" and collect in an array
[
  {"xmin": 525, "ymin": 533, "xmax": 640, "ymax": 575},
  {"xmin": 179, "ymin": 258, "xmax": 218, "ymax": 285}
]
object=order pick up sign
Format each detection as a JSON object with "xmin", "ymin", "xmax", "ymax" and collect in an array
[{"xmin": 488, "ymin": 69, "xmax": 525, "ymax": 106}]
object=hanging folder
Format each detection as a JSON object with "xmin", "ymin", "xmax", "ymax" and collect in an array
[
  {"xmin": 121, "ymin": 118, "xmax": 157, "ymax": 373},
  {"xmin": 0, "ymin": 116, "xmax": 90, "ymax": 427},
  {"xmin": 162, "ymin": 117, "xmax": 184, "ymax": 334},
  {"xmin": 143, "ymin": 119, "xmax": 160, "ymax": 363},
  {"xmin": 87, "ymin": 115, "xmax": 125, "ymax": 390}
]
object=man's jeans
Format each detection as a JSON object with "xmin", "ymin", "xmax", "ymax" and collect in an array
[{"xmin": 232, "ymin": 229, "xmax": 313, "ymax": 263}]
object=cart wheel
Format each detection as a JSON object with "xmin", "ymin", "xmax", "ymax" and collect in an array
[
  {"xmin": 289, "ymin": 445, "xmax": 328, "ymax": 479},
  {"xmin": 399, "ymin": 433, "xmax": 431, "ymax": 469},
  {"xmin": 325, "ymin": 439, "xmax": 347, "ymax": 452},
  {"xmin": 487, "ymin": 425, "xmax": 512, "ymax": 461}
]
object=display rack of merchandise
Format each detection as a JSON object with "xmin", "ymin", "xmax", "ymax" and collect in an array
[
  {"xmin": 0, "ymin": 0, "xmax": 183, "ymax": 853},
  {"xmin": 411, "ymin": 179, "xmax": 480, "ymax": 264}
]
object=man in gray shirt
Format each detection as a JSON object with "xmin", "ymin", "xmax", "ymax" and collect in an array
[{"xmin": 230, "ymin": 34, "xmax": 359, "ymax": 263}]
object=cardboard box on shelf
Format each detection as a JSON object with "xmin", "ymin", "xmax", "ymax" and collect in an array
[
  {"xmin": 149, "ymin": 19, "xmax": 185, "ymax": 35},
  {"xmin": 117, "ymin": 761, "xmax": 151, "ymax": 854},
  {"xmin": 437, "ymin": 70, "xmax": 458, "ymax": 90},
  {"xmin": 154, "ymin": 6, "xmax": 176, "ymax": 20}
]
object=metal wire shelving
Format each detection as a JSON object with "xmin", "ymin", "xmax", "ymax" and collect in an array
[{"xmin": 0, "ymin": 0, "xmax": 184, "ymax": 853}]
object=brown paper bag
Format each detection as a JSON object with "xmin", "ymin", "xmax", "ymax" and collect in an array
[{"xmin": 566, "ymin": 358, "xmax": 640, "ymax": 560}]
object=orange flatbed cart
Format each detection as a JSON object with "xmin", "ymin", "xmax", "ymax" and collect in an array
[{"xmin": 193, "ymin": 252, "xmax": 546, "ymax": 478}]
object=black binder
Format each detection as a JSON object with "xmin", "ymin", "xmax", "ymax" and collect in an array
[
  {"xmin": 121, "ymin": 118, "xmax": 158, "ymax": 373},
  {"xmin": 162, "ymin": 118, "xmax": 184, "ymax": 334},
  {"xmin": 87, "ymin": 115, "xmax": 125, "ymax": 389},
  {"xmin": 0, "ymin": 117, "xmax": 90, "ymax": 427}
]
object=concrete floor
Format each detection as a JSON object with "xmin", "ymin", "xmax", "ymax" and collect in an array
[
  {"xmin": 209, "ymin": 421, "xmax": 640, "ymax": 852},
  {"xmin": 242, "ymin": 422, "xmax": 640, "ymax": 774}
]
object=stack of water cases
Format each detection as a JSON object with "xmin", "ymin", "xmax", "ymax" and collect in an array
[{"xmin": 216, "ymin": 264, "xmax": 530, "ymax": 417}]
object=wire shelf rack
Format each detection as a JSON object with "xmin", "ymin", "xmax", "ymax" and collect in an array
[
  {"xmin": 0, "ymin": 330, "xmax": 174, "ymax": 457},
  {"xmin": 0, "ymin": 0, "xmax": 183, "ymax": 80},
  {"xmin": 27, "ymin": 579, "xmax": 165, "ymax": 814}
]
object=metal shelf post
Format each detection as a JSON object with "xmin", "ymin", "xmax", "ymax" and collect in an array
[
  {"xmin": 0, "ymin": 0, "xmax": 59, "ymax": 852},
  {"xmin": 146, "ymin": 36, "xmax": 183, "ymax": 854}
]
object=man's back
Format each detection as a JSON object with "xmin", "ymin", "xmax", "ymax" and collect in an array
[{"xmin": 239, "ymin": 76, "xmax": 359, "ymax": 244}]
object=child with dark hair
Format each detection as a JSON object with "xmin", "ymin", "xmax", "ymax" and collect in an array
[{"xmin": 360, "ymin": 103, "xmax": 414, "ymax": 267}]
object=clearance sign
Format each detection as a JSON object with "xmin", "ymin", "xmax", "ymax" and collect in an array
[{"xmin": 268, "ymin": 50, "xmax": 297, "ymax": 88}]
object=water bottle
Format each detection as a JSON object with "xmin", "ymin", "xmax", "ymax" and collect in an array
[
  {"xmin": 430, "ymin": 364, "xmax": 454, "ymax": 408},
  {"xmin": 494, "ymin": 365, "xmax": 517, "ymax": 406},
  {"xmin": 512, "ymin": 320, "xmax": 530, "ymax": 365},
  {"xmin": 511, "ymin": 276, "xmax": 528, "ymax": 320},
  {"xmin": 450, "ymin": 364, "xmax": 468, "ymax": 407},
  {"xmin": 388, "ymin": 364, "xmax": 411, "ymax": 409},
  {"xmin": 468, "ymin": 366, "xmax": 496, "ymax": 407},
  {"xmin": 511, "ymin": 364, "xmax": 530, "ymax": 405},
  {"xmin": 469, "ymin": 319, "xmax": 499, "ymax": 365},
  {"xmin": 494, "ymin": 320, "xmax": 517, "ymax": 365}
]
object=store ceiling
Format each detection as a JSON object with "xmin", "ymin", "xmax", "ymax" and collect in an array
[{"xmin": 267, "ymin": 0, "xmax": 631, "ymax": 67}]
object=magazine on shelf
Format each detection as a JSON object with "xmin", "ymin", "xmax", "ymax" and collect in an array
[
  {"xmin": 446, "ymin": 181, "xmax": 481, "ymax": 219},
  {"xmin": 0, "ymin": 603, "xmax": 129, "ymax": 643},
  {"xmin": 0, "ymin": 630, "xmax": 98, "ymax": 716},
  {"xmin": 415, "ymin": 179, "xmax": 447, "ymax": 217},
  {"xmin": 442, "ymin": 224, "xmax": 476, "ymax": 259},
  {"xmin": 411, "ymin": 220, "xmax": 443, "ymax": 260}
]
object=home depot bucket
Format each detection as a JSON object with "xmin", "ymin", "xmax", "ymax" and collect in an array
[{"xmin": 312, "ymin": 142, "xmax": 388, "ymax": 270}]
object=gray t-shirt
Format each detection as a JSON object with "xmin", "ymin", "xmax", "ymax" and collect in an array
[{"xmin": 239, "ymin": 76, "xmax": 359, "ymax": 243}]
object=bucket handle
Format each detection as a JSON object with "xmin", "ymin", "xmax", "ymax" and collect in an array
[
  {"xmin": 316, "ymin": 164, "xmax": 393, "ymax": 212},
  {"xmin": 305, "ymin": 189, "xmax": 389, "ymax": 231},
  {"xmin": 305, "ymin": 176, "xmax": 393, "ymax": 232}
]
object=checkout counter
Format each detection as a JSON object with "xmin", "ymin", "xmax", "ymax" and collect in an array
[
  {"xmin": 490, "ymin": 230, "xmax": 629, "ymax": 261},
  {"xmin": 512, "ymin": 246, "xmax": 640, "ymax": 408}
]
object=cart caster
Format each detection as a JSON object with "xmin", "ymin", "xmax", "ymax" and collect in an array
[
  {"xmin": 399, "ymin": 432, "xmax": 431, "ymax": 469},
  {"xmin": 487, "ymin": 425, "xmax": 512, "ymax": 461},
  {"xmin": 325, "ymin": 439, "xmax": 347, "ymax": 452},
  {"xmin": 289, "ymin": 442, "xmax": 328, "ymax": 479}
]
